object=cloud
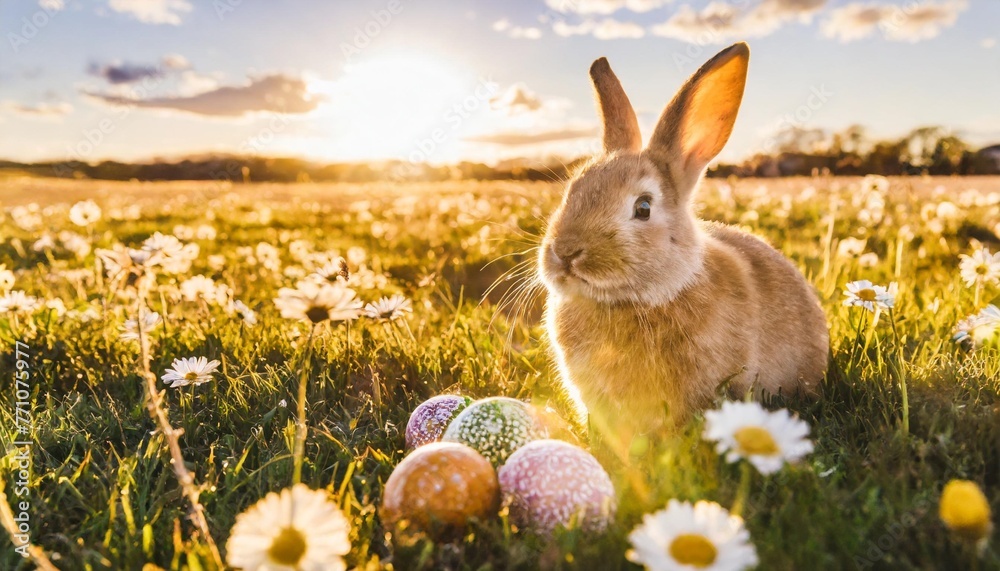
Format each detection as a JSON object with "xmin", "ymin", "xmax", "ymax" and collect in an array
[
  {"xmin": 490, "ymin": 84, "xmax": 544, "ymax": 113},
  {"xmin": 651, "ymin": 0, "xmax": 827, "ymax": 43},
  {"xmin": 465, "ymin": 126, "xmax": 599, "ymax": 146},
  {"xmin": 821, "ymin": 0, "xmax": 967, "ymax": 43},
  {"xmin": 88, "ymin": 54, "xmax": 190, "ymax": 85},
  {"xmin": 492, "ymin": 18, "xmax": 543, "ymax": 39},
  {"xmin": 983, "ymin": 38, "xmax": 997, "ymax": 49},
  {"xmin": 3, "ymin": 101, "xmax": 73, "ymax": 119},
  {"xmin": 545, "ymin": 0, "xmax": 669, "ymax": 15},
  {"xmin": 83, "ymin": 74, "xmax": 321, "ymax": 117},
  {"xmin": 553, "ymin": 18, "xmax": 646, "ymax": 39},
  {"xmin": 39, "ymin": 0, "xmax": 65, "ymax": 10},
  {"xmin": 108, "ymin": 0, "xmax": 192, "ymax": 25}
]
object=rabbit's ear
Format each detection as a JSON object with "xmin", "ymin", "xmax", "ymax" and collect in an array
[
  {"xmin": 647, "ymin": 42, "xmax": 749, "ymax": 193},
  {"xmin": 590, "ymin": 57, "xmax": 642, "ymax": 154}
]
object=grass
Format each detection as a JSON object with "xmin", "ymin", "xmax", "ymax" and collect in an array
[{"xmin": 0, "ymin": 175, "xmax": 999, "ymax": 570}]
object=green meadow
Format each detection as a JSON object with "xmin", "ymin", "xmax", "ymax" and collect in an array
[{"xmin": 1, "ymin": 175, "xmax": 999, "ymax": 570}]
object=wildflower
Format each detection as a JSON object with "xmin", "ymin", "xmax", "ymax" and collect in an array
[
  {"xmin": 161, "ymin": 356, "xmax": 221, "ymax": 388},
  {"xmin": 32, "ymin": 234, "xmax": 55, "ymax": 252},
  {"xmin": 0, "ymin": 290, "xmax": 40, "ymax": 314},
  {"xmin": 226, "ymin": 484, "xmax": 351, "ymax": 571},
  {"xmin": 121, "ymin": 311, "xmax": 162, "ymax": 341},
  {"xmin": 959, "ymin": 247, "xmax": 1000, "ymax": 288},
  {"xmin": 180, "ymin": 275, "xmax": 230, "ymax": 305},
  {"xmin": 69, "ymin": 200, "xmax": 102, "ymax": 227},
  {"xmin": 858, "ymin": 252, "xmax": 879, "ymax": 268},
  {"xmin": 229, "ymin": 299, "xmax": 258, "ymax": 326},
  {"xmin": 363, "ymin": 294, "xmax": 412, "ymax": 321},
  {"xmin": 703, "ymin": 401, "xmax": 813, "ymax": 475},
  {"xmin": 843, "ymin": 280, "xmax": 896, "ymax": 313},
  {"xmin": 627, "ymin": 500, "xmax": 758, "ymax": 571},
  {"xmin": 837, "ymin": 238, "xmax": 866, "ymax": 259},
  {"xmin": 59, "ymin": 231, "xmax": 92, "ymax": 259},
  {"xmin": 953, "ymin": 305, "xmax": 1000, "ymax": 348},
  {"xmin": 274, "ymin": 280, "xmax": 362, "ymax": 324},
  {"xmin": 312, "ymin": 258, "xmax": 349, "ymax": 285},
  {"xmin": 861, "ymin": 174, "xmax": 890, "ymax": 195},
  {"xmin": 0, "ymin": 265, "xmax": 14, "ymax": 291},
  {"xmin": 940, "ymin": 480, "xmax": 992, "ymax": 543}
]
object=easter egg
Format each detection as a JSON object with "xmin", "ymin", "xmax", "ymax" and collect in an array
[
  {"xmin": 405, "ymin": 394, "xmax": 473, "ymax": 449},
  {"xmin": 498, "ymin": 439, "xmax": 617, "ymax": 534},
  {"xmin": 442, "ymin": 397, "xmax": 547, "ymax": 467},
  {"xmin": 381, "ymin": 442, "xmax": 499, "ymax": 532}
]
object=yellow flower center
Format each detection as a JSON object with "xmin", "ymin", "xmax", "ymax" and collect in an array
[
  {"xmin": 940, "ymin": 480, "xmax": 992, "ymax": 542},
  {"xmin": 976, "ymin": 264, "xmax": 989, "ymax": 276},
  {"xmin": 268, "ymin": 527, "xmax": 308, "ymax": 566},
  {"xmin": 669, "ymin": 533, "xmax": 718, "ymax": 568},
  {"xmin": 184, "ymin": 372, "xmax": 199, "ymax": 381},
  {"xmin": 734, "ymin": 426, "xmax": 780, "ymax": 456},
  {"xmin": 305, "ymin": 305, "xmax": 330, "ymax": 323},
  {"xmin": 857, "ymin": 288, "xmax": 877, "ymax": 302}
]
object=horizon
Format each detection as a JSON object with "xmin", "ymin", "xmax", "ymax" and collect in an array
[{"xmin": 1, "ymin": 0, "xmax": 998, "ymax": 167}]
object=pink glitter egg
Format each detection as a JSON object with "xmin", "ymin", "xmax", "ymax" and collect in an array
[
  {"xmin": 405, "ymin": 395, "xmax": 472, "ymax": 449},
  {"xmin": 497, "ymin": 439, "xmax": 616, "ymax": 534}
]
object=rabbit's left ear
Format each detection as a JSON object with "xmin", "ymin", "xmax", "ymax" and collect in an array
[
  {"xmin": 590, "ymin": 57, "xmax": 642, "ymax": 154},
  {"xmin": 647, "ymin": 43, "xmax": 749, "ymax": 190}
]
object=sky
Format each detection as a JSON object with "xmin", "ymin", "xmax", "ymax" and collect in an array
[{"xmin": 0, "ymin": 0, "xmax": 998, "ymax": 166}]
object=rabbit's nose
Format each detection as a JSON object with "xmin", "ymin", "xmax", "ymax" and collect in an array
[{"xmin": 551, "ymin": 243, "xmax": 584, "ymax": 269}]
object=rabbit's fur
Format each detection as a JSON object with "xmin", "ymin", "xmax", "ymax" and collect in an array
[{"xmin": 539, "ymin": 43, "xmax": 829, "ymax": 448}]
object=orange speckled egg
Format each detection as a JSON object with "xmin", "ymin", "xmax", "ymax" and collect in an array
[{"xmin": 381, "ymin": 442, "xmax": 499, "ymax": 532}]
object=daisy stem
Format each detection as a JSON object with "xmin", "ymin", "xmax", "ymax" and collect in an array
[
  {"xmin": 974, "ymin": 283, "xmax": 981, "ymax": 307},
  {"xmin": 292, "ymin": 324, "xmax": 317, "ymax": 485},
  {"xmin": 889, "ymin": 311, "xmax": 909, "ymax": 436},
  {"xmin": 134, "ymin": 297, "xmax": 223, "ymax": 569},
  {"xmin": 732, "ymin": 462, "xmax": 753, "ymax": 518}
]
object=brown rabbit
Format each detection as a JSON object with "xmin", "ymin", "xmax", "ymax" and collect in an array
[{"xmin": 539, "ymin": 43, "xmax": 829, "ymax": 453}]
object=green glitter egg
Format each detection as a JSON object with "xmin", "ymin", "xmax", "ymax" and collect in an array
[{"xmin": 442, "ymin": 397, "xmax": 548, "ymax": 467}]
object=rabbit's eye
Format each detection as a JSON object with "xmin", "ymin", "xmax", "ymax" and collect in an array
[{"xmin": 633, "ymin": 197, "xmax": 651, "ymax": 221}]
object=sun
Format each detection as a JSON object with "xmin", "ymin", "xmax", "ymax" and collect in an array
[{"xmin": 309, "ymin": 54, "xmax": 477, "ymax": 162}]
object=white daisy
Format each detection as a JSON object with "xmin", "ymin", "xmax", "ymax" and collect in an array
[
  {"xmin": 69, "ymin": 199, "xmax": 102, "ymax": 227},
  {"xmin": 363, "ymin": 294, "xmax": 412, "ymax": 321},
  {"xmin": 225, "ymin": 484, "xmax": 351, "ymax": 571},
  {"xmin": 843, "ymin": 280, "xmax": 896, "ymax": 313},
  {"xmin": 180, "ymin": 275, "xmax": 230, "ymax": 305},
  {"xmin": 954, "ymin": 305, "xmax": 1000, "ymax": 348},
  {"xmin": 703, "ymin": 401, "xmax": 814, "ymax": 475},
  {"xmin": 0, "ymin": 265, "xmax": 15, "ymax": 291},
  {"xmin": 959, "ymin": 247, "xmax": 1000, "ymax": 288},
  {"xmin": 142, "ymin": 232, "xmax": 185, "ymax": 260},
  {"xmin": 311, "ymin": 258, "xmax": 349, "ymax": 285},
  {"xmin": 0, "ymin": 290, "xmax": 40, "ymax": 314},
  {"xmin": 161, "ymin": 356, "xmax": 221, "ymax": 388},
  {"xmin": 229, "ymin": 299, "xmax": 258, "ymax": 326},
  {"xmin": 274, "ymin": 280, "xmax": 362, "ymax": 324},
  {"xmin": 836, "ymin": 237, "xmax": 866, "ymax": 259},
  {"xmin": 627, "ymin": 499, "xmax": 758, "ymax": 571},
  {"xmin": 860, "ymin": 174, "xmax": 890, "ymax": 196},
  {"xmin": 32, "ymin": 234, "xmax": 55, "ymax": 252},
  {"xmin": 120, "ymin": 311, "xmax": 162, "ymax": 341}
]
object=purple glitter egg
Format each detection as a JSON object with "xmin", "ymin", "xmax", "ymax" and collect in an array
[
  {"xmin": 497, "ymin": 439, "xmax": 616, "ymax": 534},
  {"xmin": 405, "ymin": 395, "xmax": 473, "ymax": 449}
]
